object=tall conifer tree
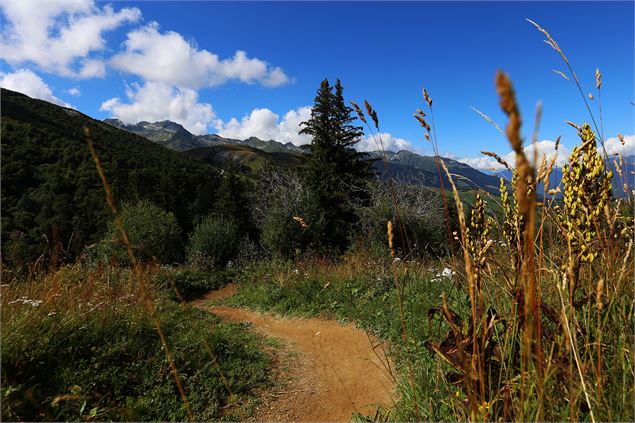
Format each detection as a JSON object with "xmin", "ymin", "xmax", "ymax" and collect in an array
[{"xmin": 300, "ymin": 79, "xmax": 373, "ymax": 252}]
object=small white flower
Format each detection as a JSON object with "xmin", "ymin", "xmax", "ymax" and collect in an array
[{"xmin": 436, "ymin": 268, "xmax": 455, "ymax": 279}]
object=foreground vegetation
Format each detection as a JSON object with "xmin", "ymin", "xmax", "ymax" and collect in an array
[
  {"xmin": 1, "ymin": 18, "xmax": 633, "ymax": 423},
  {"xmin": 1, "ymin": 265, "xmax": 270, "ymax": 421}
]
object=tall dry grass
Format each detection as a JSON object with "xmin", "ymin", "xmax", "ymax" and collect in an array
[{"xmin": 420, "ymin": 20, "xmax": 634, "ymax": 422}]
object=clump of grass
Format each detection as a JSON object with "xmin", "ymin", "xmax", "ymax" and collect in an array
[
  {"xmin": 424, "ymin": 68, "xmax": 633, "ymax": 423},
  {"xmin": 0, "ymin": 265, "xmax": 271, "ymax": 422}
]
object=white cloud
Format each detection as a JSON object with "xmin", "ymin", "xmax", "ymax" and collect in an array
[
  {"xmin": 605, "ymin": 134, "xmax": 635, "ymax": 157},
  {"xmin": 1, "ymin": 69, "xmax": 70, "ymax": 107},
  {"xmin": 0, "ymin": 0, "xmax": 141, "ymax": 78},
  {"xmin": 100, "ymin": 81, "xmax": 217, "ymax": 135},
  {"xmin": 67, "ymin": 87, "xmax": 81, "ymax": 97},
  {"xmin": 456, "ymin": 140, "xmax": 572, "ymax": 171},
  {"xmin": 216, "ymin": 107, "xmax": 312, "ymax": 144},
  {"xmin": 77, "ymin": 59, "xmax": 106, "ymax": 78},
  {"xmin": 110, "ymin": 23, "xmax": 291, "ymax": 89},
  {"xmin": 456, "ymin": 155, "xmax": 504, "ymax": 171},
  {"xmin": 357, "ymin": 132, "xmax": 413, "ymax": 152}
]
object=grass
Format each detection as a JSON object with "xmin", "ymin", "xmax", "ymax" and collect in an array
[
  {"xmin": 224, "ymin": 253, "xmax": 472, "ymax": 421},
  {"xmin": 0, "ymin": 264, "xmax": 271, "ymax": 422}
]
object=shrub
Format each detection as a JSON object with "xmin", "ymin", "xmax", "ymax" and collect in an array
[
  {"xmin": 155, "ymin": 267, "xmax": 231, "ymax": 301},
  {"xmin": 357, "ymin": 182, "xmax": 455, "ymax": 258},
  {"xmin": 187, "ymin": 215, "xmax": 240, "ymax": 269},
  {"xmin": 254, "ymin": 169, "xmax": 324, "ymax": 258},
  {"xmin": 103, "ymin": 200, "xmax": 183, "ymax": 264}
]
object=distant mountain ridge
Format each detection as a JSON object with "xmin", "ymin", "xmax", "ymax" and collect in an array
[
  {"xmin": 104, "ymin": 119, "xmax": 302, "ymax": 153},
  {"xmin": 106, "ymin": 118, "xmax": 504, "ymax": 194}
]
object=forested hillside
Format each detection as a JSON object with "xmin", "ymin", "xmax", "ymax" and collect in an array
[{"xmin": 1, "ymin": 89, "xmax": 221, "ymax": 265}]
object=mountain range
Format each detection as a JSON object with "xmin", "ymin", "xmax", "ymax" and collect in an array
[
  {"xmin": 104, "ymin": 119, "xmax": 302, "ymax": 153},
  {"xmin": 104, "ymin": 117, "xmax": 635, "ymax": 197},
  {"xmin": 103, "ymin": 118, "xmax": 504, "ymax": 194},
  {"xmin": 4, "ymin": 88, "xmax": 631, "ymax": 263}
]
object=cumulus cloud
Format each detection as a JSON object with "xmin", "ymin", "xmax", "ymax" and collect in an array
[
  {"xmin": 67, "ymin": 87, "xmax": 81, "ymax": 97},
  {"xmin": 216, "ymin": 107, "xmax": 312, "ymax": 144},
  {"xmin": 0, "ymin": 0, "xmax": 140, "ymax": 78},
  {"xmin": 1, "ymin": 69, "xmax": 70, "ymax": 107},
  {"xmin": 605, "ymin": 134, "xmax": 635, "ymax": 157},
  {"xmin": 457, "ymin": 139, "xmax": 572, "ymax": 171},
  {"xmin": 357, "ymin": 132, "xmax": 414, "ymax": 152},
  {"xmin": 100, "ymin": 81, "xmax": 217, "ymax": 135},
  {"xmin": 110, "ymin": 23, "xmax": 291, "ymax": 89},
  {"xmin": 455, "ymin": 155, "xmax": 504, "ymax": 171}
]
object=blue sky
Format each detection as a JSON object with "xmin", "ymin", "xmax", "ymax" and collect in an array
[{"xmin": 1, "ymin": 1, "xmax": 633, "ymax": 169}]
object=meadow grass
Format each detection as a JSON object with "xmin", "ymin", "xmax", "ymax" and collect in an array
[
  {"xmin": 225, "ymin": 253, "xmax": 474, "ymax": 420},
  {"xmin": 0, "ymin": 264, "xmax": 271, "ymax": 421}
]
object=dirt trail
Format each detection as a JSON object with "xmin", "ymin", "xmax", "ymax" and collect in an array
[{"xmin": 192, "ymin": 284, "xmax": 395, "ymax": 422}]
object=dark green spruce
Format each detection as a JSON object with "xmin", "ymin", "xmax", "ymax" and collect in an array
[{"xmin": 300, "ymin": 79, "xmax": 374, "ymax": 252}]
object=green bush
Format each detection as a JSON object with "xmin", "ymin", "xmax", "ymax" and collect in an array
[
  {"xmin": 357, "ymin": 182, "xmax": 456, "ymax": 258},
  {"xmin": 155, "ymin": 267, "xmax": 231, "ymax": 301},
  {"xmin": 254, "ymin": 169, "xmax": 324, "ymax": 258},
  {"xmin": 260, "ymin": 206, "xmax": 319, "ymax": 259},
  {"xmin": 102, "ymin": 201, "xmax": 183, "ymax": 264},
  {"xmin": 187, "ymin": 216, "xmax": 240, "ymax": 269}
]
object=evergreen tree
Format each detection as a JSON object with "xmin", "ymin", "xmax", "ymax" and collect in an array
[
  {"xmin": 215, "ymin": 160, "xmax": 255, "ymax": 239},
  {"xmin": 300, "ymin": 79, "xmax": 373, "ymax": 252}
]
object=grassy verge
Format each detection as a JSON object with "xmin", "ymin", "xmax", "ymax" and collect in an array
[
  {"xmin": 1, "ymin": 264, "xmax": 270, "ymax": 422},
  {"xmin": 224, "ymin": 254, "xmax": 471, "ymax": 421}
]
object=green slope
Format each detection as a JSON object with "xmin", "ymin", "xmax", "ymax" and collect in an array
[
  {"xmin": 185, "ymin": 144, "xmax": 303, "ymax": 176},
  {"xmin": 1, "ymin": 89, "xmax": 221, "ymax": 264},
  {"xmin": 371, "ymin": 151, "xmax": 503, "ymax": 194}
]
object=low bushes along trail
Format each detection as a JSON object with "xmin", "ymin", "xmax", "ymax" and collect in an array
[{"xmin": 192, "ymin": 283, "xmax": 395, "ymax": 422}]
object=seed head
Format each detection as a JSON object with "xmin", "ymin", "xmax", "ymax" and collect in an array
[
  {"xmin": 387, "ymin": 220, "xmax": 395, "ymax": 258},
  {"xmin": 350, "ymin": 101, "xmax": 367, "ymax": 124},
  {"xmin": 292, "ymin": 216, "xmax": 308, "ymax": 230},
  {"xmin": 423, "ymin": 88, "xmax": 432, "ymax": 107}
]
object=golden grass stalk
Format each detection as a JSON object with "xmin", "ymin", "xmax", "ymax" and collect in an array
[
  {"xmin": 417, "ymin": 88, "xmax": 454, "ymax": 249},
  {"xmin": 364, "ymin": 100, "xmax": 379, "ymax": 129},
  {"xmin": 293, "ymin": 216, "xmax": 309, "ymax": 230},
  {"xmin": 527, "ymin": 18, "xmax": 605, "ymax": 150},
  {"xmin": 480, "ymin": 150, "xmax": 511, "ymax": 171},
  {"xmin": 350, "ymin": 101, "xmax": 367, "ymax": 124},
  {"xmin": 387, "ymin": 220, "xmax": 395, "ymax": 258},
  {"xmin": 495, "ymin": 70, "xmax": 542, "ymax": 417},
  {"xmin": 438, "ymin": 158, "xmax": 481, "ymax": 417}
]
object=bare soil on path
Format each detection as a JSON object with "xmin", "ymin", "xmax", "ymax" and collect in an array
[{"xmin": 192, "ymin": 284, "xmax": 395, "ymax": 422}]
